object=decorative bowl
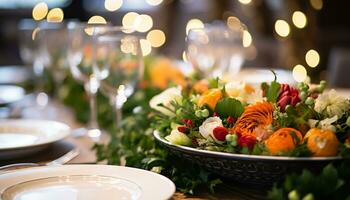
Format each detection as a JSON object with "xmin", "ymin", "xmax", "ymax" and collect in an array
[{"xmin": 154, "ymin": 131, "xmax": 343, "ymax": 187}]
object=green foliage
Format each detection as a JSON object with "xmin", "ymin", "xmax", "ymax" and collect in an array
[
  {"xmin": 268, "ymin": 162, "xmax": 350, "ymax": 200},
  {"xmin": 215, "ymin": 97, "xmax": 244, "ymax": 118},
  {"xmin": 264, "ymin": 71, "xmax": 281, "ymax": 103}
]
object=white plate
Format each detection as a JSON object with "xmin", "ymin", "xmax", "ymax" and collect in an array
[
  {"xmin": 0, "ymin": 85, "xmax": 25, "ymax": 106},
  {"xmin": 0, "ymin": 165, "xmax": 175, "ymax": 200},
  {"xmin": 0, "ymin": 119, "xmax": 70, "ymax": 160},
  {"xmin": 0, "ymin": 66, "xmax": 30, "ymax": 84}
]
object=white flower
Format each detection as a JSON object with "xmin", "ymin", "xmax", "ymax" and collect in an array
[
  {"xmin": 225, "ymin": 81, "xmax": 264, "ymax": 104},
  {"xmin": 308, "ymin": 115, "xmax": 338, "ymax": 132},
  {"xmin": 149, "ymin": 87, "xmax": 182, "ymax": 116},
  {"xmin": 314, "ymin": 89, "xmax": 350, "ymax": 118},
  {"xmin": 165, "ymin": 129, "xmax": 191, "ymax": 146},
  {"xmin": 199, "ymin": 117, "xmax": 223, "ymax": 139}
]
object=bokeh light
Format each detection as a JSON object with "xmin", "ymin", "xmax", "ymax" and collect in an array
[
  {"xmin": 238, "ymin": 0, "xmax": 252, "ymax": 5},
  {"xmin": 47, "ymin": 8, "xmax": 64, "ymax": 23},
  {"xmin": 186, "ymin": 19, "xmax": 204, "ymax": 35},
  {"xmin": 85, "ymin": 16, "xmax": 107, "ymax": 35},
  {"xmin": 292, "ymin": 11, "xmax": 307, "ymax": 29},
  {"xmin": 293, "ymin": 64, "xmax": 307, "ymax": 82},
  {"xmin": 140, "ymin": 39, "xmax": 152, "ymax": 56},
  {"xmin": 31, "ymin": 27, "xmax": 40, "ymax": 40},
  {"xmin": 88, "ymin": 15, "xmax": 107, "ymax": 24},
  {"xmin": 274, "ymin": 20, "xmax": 290, "ymax": 37},
  {"xmin": 242, "ymin": 30, "xmax": 252, "ymax": 47},
  {"xmin": 32, "ymin": 2, "xmax": 48, "ymax": 21},
  {"xmin": 122, "ymin": 12, "xmax": 139, "ymax": 30},
  {"xmin": 135, "ymin": 14, "xmax": 153, "ymax": 32},
  {"xmin": 305, "ymin": 49, "xmax": 320, "ymax": 68},
  {"xmin": 227, "ymin": 16, "xmax": 241, "ymax": 31},
  {"xmin": 147, "ymin": 30, "xmax": 166, "ymax": 48},
  {"xmin": 182, "ymin": 51, "xmax": 188, "ymax": 63},
  {"xmin": 146, "ymin": 0, "xmax": 163, "ymax": 6},
  {"xmin": 104, "ymin": 0, "xmax": 123, "ymax": 11},
  {"xmin": 310, "ymin": 0, "xmax": 323, "ymax": 10}
]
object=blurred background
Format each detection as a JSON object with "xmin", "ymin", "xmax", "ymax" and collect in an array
[{"xmin": 0, "ymin": 0, "xmax": 350, "ymax": 86}]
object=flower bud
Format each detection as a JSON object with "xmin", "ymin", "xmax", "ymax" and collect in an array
[
  {"xmin": 201, "ymin": 109, "xmax": 209, "ymax": 117},
  {"xmin": 305, "ymin": 97, "xmax": 315, "ymax": 105}
]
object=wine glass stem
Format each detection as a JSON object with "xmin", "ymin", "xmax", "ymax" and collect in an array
[
  {"xmin": 110, "ymin": 95, "xmax": 123, "ymax": 128},
  {"xmin": 84, "ymin": 78, "xmax": 99, "ymax": 130}
]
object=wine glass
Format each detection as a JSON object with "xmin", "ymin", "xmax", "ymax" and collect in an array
[
  {"xmin": 18, "ymin": 19, "xmax": 47, "ymax": 104},
  {"xmin": 186, "ymin": 23, "xmax": 245, "ymax": 80},
  {"xmin": 67, "ymin": 23, "xmax": 110, "ymax": 139},
  {"xmin": 38, "ymin": 22, "xmax": 69, "ymax": 99},
  {"xmin": 94, "ymin": 27, "xmax": 143, "ymax": 127}
]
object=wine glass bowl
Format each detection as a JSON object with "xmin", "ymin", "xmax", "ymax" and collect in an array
[
  {"xmin": 94, "ymin": 28, "xmax": 143, "ymax": 126},
  {"xmin": 186, "ymin": 23, "xmax": 246, "ymax": 80}
]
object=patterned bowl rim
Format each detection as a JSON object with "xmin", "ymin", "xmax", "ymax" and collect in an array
[{"xmin": 153, "ymin": 131, "xmax": 343, "ymax": 161}]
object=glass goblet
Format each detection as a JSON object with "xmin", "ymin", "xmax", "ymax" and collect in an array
[
  {"xmin": 95, "ymin": 27, "xmax": 143, "ymax": 127},
  {"xmin": 67, "ymin": 23, "xmax": 110, "ymax": 139},
  {"xmin": 186, "ymin": 23, "xmax": 246, "ymax": 80}
]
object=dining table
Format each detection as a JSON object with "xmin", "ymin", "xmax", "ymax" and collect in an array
[{"xmin": 1, "ymin": 88, "xmax": 349, "ymax": 200}]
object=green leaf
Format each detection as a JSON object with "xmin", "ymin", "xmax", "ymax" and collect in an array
[
  {"xmin": 267, "ymin": 81, "xmax": 280, "ymax": 103},
  {"xmin": 215, "ymin": 97, "xmax": 244, "ymax": 118}
]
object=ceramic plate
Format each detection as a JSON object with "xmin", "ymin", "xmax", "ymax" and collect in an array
[
  {"xmin": 0, "ymin": 66, "xmax": 30, "ymax": 84},
  {"xmin": 0, "ymin": 165, "xmax": 175, "ymax": 200},
  {"xmin": 0, "ymin": 119, "xmax": 70, "ymax": 160},
  {"xmin": 0, "ymin": 85, "xmax": 25, "ymax": 106}
]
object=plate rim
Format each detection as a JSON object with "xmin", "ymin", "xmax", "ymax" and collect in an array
[
  {"xmin": 0, "ymin": 119, "xmax": 71, "ymax": 151},
  {"xmin": 0, "ymin": 164, "xmax": 176, "ymax": 200},
  {"xmin": 153, "ymin": 131, "xmax": 343, "ymax": 161}
]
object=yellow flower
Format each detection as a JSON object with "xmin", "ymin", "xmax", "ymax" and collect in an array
[{"xmin": 198, "ymin": 89, "xmax": 222, "ymax": 110}]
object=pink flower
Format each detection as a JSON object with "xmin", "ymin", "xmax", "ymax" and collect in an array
[{"xmin": 277, "ymin": 84, "xmax": 301, "ymax": 112}]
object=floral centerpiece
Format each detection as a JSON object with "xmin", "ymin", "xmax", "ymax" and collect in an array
[{"xmin": 151, "ymin": 74, "xmax": 350, "ymax": 157}]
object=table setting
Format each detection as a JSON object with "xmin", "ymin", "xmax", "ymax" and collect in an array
[{"xmin": 0, "ymin": 1, "xmax": 350, "ymax": 200}]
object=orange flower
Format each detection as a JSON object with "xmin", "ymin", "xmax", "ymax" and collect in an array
[
  {"xmin": 193, "ymin": 79, "xmax": 209, "ymax": 94},
  {"xmin": 232, "ymin": 102, "xmax": 274, "ymax": 138},
  {"xmin": 149, "ymin": 58, "xmax": 186, "ymax": 89},
  {"xmin": 198, "ymin": 89, "xmax": 222, "ymax": 110},
  {"xmin": 265, "ymin": 128, "xmax": 303, "ymax": 155},
  {"xmin": 304, "ymin": 128, "xmax": 339, "ymax": 157}
]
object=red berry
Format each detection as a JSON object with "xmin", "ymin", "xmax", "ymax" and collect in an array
[
  {"xmin": 227, "ymin": 116, "xmax": 235, "ymax": 125},
  {"xmin": 213, "ymin": 126, "xmax": 228, "ymax": 141},
  {"xmin": 186, "ymin": 119, "xmax": 194, "ymax": 128},
  {"xmin": 237, "ymin": 135, "xmax": 257, "ymax": 149},
  {"xmin": 213, "ymin": 112, "xmax": 218, "ymax": 117},
  {"xmin": 192, "ymin": 138, "xmax": 198, "ymax": 146},
  {"xmin": 177, "ymin": 126, "xmax": 188, "ymax": 133}
]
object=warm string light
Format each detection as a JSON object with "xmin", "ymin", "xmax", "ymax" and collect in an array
[
  {"xmin": 140, "ymin": 39, "xmax": 152, "ymax": 56},
  {"xmin": 238, "ymin": 0, "xmax": 252, "ymax": 5},
  {"xmin": 47, "ymin": 8, "xmax": 64, "ymax": 23},
  {"xmin": 85, "ymin": 16, "xmax": 107, "ymax": 35},
  {"xmin": 274, "ymin": 20, "xmax": 290, "ymax": 37},
  {"xmin": 147, "ymin": 29, "xmax": 166, "ymax": 48},
  {"xmin": 32, "ymin": 2, "xmax": 48, "ymax": 21},
  {"xmin": 293, "ymin": 64, "xmax": 307, "ymax": 82},
  {"xmin": 104, "ymin": 0, "xmax": 123, "ymax": 11},
  {"xmin": 146, "ymin": 0, "xmax": 163, "ymax": 6},
  {"xmin": 242, "ymin": 30, "xmax": 252, "ymax": 47},
  {"xmin": 186, "ymin": 19, "xmax": 204, "ymax": 35},
  {"xmin": 310, "ymin": 0, "xmax": 323, "ymax": 10},
  {"xmin": 292, "ymin": 11, "xmax": 307, "ymax": 29},
  {"xmin": 122, "ymin": 12, "xmax": 153, "ymax": 32},
  {"xmin": 305, "ymin": 49, "xmax": 320, "ymax": 68}
]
